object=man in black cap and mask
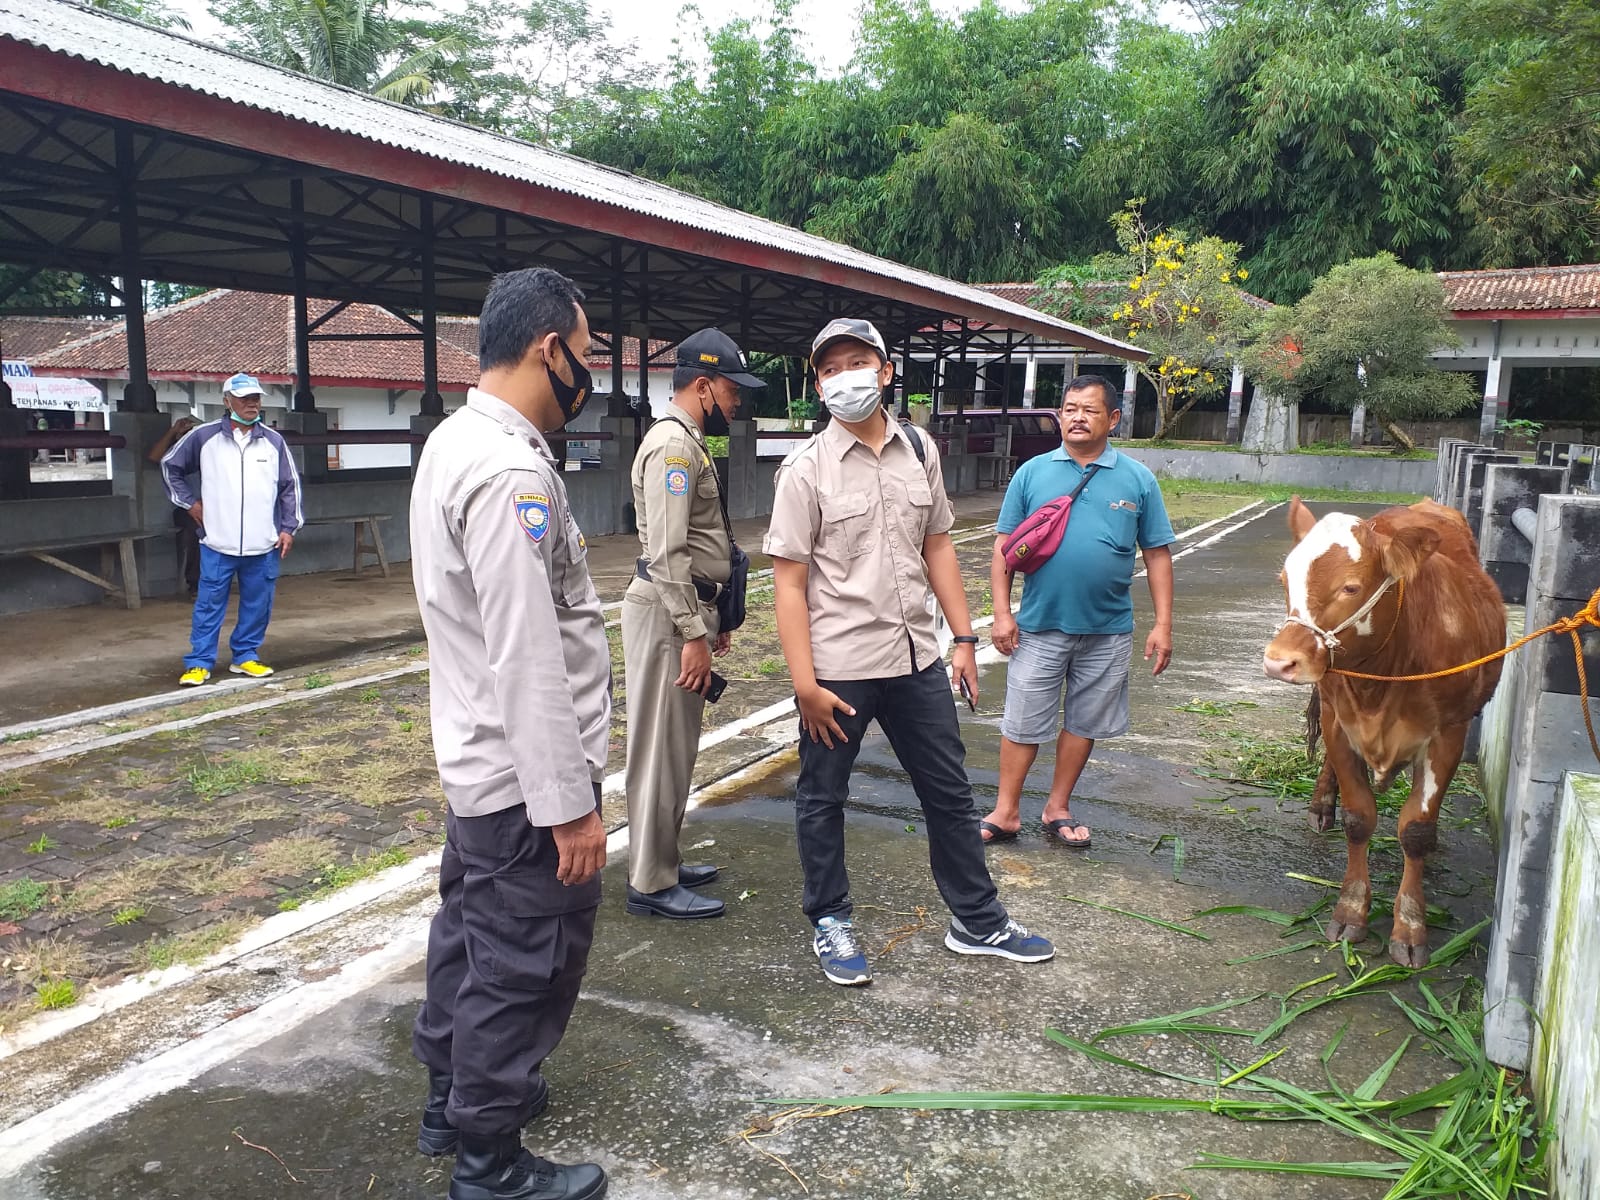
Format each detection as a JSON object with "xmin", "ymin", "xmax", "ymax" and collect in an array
[
  {"xmin": 621, "ymin": 328, "xmax": 764, "ymax": 920},
  {"xmin": 409, "ymin": 267, "xmax": 609, "ymax": 1200}
]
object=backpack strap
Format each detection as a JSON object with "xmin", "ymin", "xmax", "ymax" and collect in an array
[{"xmin": 898, "ymin": 416, "xmax": 927, "ymax": 465}]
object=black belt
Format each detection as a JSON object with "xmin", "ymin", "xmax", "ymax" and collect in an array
[{"xmin": 637, "ymin": 558, "xmax": 721, "ymax": 602}]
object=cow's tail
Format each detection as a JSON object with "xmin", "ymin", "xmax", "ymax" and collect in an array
[{"xmin": 1305, "ymin": 688, "xmax": 1323, "ymax": 761}]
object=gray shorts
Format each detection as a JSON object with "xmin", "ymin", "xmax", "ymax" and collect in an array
[{"xmin": 1000, "ymin": 629, "xmax": 1133, "ymax": 743}]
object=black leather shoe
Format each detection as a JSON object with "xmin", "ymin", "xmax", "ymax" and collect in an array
[
  {"xmin": 625, "ymin": 883, "xmax": 724, "ymax": 919},
  {"xmin": 678, "ymin": 863, "xmax": 719, "ymax": 888},
  {"xmin": 450, "ymin": 1133, "xmax": 606, "ymax": 1200},
  {"xmin": 419, "ymin": 1073, "xmax": 549, "ymax": 1157}
]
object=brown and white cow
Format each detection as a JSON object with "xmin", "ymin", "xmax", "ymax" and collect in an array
[{"xmin": 1263, "ymin": 498, "xmax": 1505, "ymax": 967}]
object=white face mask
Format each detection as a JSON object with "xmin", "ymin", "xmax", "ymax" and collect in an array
[{"xmin": 820, "ymin": 368, "xmax": 883, "ymax": 423}]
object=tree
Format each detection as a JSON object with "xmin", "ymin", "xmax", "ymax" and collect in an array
[
  {"xmin": 212, "ymin": 0, "xmax": 467, "ymax": 105},
  {"xmin": 1241, "ymin": 252, "xmax": 1477, "ymax": 452},
  {"xmin": 1197, "ymin": 0, "xmax": 1466, "ymax": 302},
  {"xmin": 1037, "ymin": 201, "xmax": 1259, "ymax": 439},
  {"xmin": 1445, "ymin": 0, "xmax": 1600, "ymax": 265},
  {"xmin": 87, "ymin": 0, "xmax": 191, "ymax": 28}
]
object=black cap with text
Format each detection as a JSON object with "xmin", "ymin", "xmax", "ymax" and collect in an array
[{"xmin": 674, "ymin": 328, "xmax": 766, "ymax": 389}]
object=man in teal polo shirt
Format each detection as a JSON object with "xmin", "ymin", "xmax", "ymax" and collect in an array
[{"xmin": 980, "ymin": 375, "xmax": 1175, "ymax": 846}]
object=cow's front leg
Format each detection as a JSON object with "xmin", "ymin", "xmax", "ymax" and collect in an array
[
  {"xmin": 1307, "ymin": 686, "xmax": 1341, "ymax": 833},
  {"xmin": 1324, "ymin": 716, "xmax": 1377, "ymax": 945},
  {"xmin": 1310, "ymin": 755, "xmax": 1341, "ymax": 833},
  {"xmin": 1389, "ymin": 727, "xmax": 1464, "ymax": 968}
]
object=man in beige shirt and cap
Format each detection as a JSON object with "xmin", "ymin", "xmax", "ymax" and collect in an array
[
  {"xmin": 764, "ymin": 317, "xmax": 1056, "ymax": 987},
  {"xmin": 409, "ymin": 267, "xmax": 608, "ymax": 1200},
  {"xmin": 623, "ymin": 328, "xmax": 764, "ymax": 920}
]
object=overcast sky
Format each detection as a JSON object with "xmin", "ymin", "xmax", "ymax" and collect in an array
[{"xmin": 165, "ymin": 1, "xmax": 1192, "ymax": 78}]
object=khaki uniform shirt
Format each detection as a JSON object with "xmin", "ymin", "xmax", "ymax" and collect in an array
[
  {"xmin": 764, "ymin": 417, "xmax": 955, "ymax": 681},
  {"xmin": 410, "ymin": 388, "xmax": 611, "ymax": 826},
  {"xmin": 630, "ymin": 407, "xmax": 731, "ymax": 642}
]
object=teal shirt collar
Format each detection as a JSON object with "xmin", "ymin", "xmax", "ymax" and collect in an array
[{"xmin": 1050, "ymin": 444, "xmax": 1120, "ymax": 469}]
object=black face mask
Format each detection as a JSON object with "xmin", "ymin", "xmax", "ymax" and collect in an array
[
  {"xmin": 702, "ymin": 383, "xmax": 732, "ymax": 438},
  {"xmin": 547, "ymin": 337, "xmax": 592, "ymax": 425}
]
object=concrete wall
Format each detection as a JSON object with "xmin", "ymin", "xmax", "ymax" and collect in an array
[
  {"xmin": 1481, "ymin": 494, "xmax": 1600, "ymax": 1070},
  {"xmin": 1116, "ymin": 446, "xmax": 1435, "ymax": 494},
  {"xmin": 1532, "ymin": 771, "xmax": 1600, "ymax": 1200}
]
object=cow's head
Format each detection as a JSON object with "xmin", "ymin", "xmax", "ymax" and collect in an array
[{"xmin": 1262, "ymin": 497, "xmax": 1439, "ymax": 685}]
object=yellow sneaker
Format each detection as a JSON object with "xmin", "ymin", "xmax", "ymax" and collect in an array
[
  {"xmin": 229, "ymin": 660, "xmax": 275, "ymax": 678},
  {"xmin": 178, "ymin": 667, "xmax": 210, "ymax": 687}
]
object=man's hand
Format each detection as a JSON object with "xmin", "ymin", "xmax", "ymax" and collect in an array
[
  {"xmin": 796, "ymin": 683, "xmax": 855, "ymax": 749},
  {"xmin": 276, "ymin": 531, "xmax": 294, "ymax": 558},
  {"xmin": 712, "ymin": 630, "xmax": 732, "ymax": 657},
  {"xmin": 188, "ymin": 502, "xmax": 204, "ymax": 529},
  {"xmin": 991, "ymin": 611, "xmax": 1020, "ymax": 656},
  {"xmin": 676, "ymin": 636, "xmax": 713, "ymax": 694},
  {"xmin": 550, "ymin": 808, "xmax": 606, "ymax": 886},
  {"xmin": 950, "ymin": 641, "xmax": 979, "ymax": 707},
  {"xmin": 1144, "ymin": 622, "xmax": 1173, "ymax": 676}
]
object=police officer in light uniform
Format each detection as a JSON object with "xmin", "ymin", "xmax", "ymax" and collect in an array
[
  {"xmin": 622, "ymin": 328, "xmax": 765, "ymax": 920},
  {"xmin": 409, "ymin": 268, "xmax": 608, "ymax": 1200}
]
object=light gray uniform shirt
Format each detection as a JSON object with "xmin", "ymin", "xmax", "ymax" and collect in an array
[
  {"xmin": 410, "ymin": 388, "xmax": 611, "ymax": 827},
  {"xmin": 763, "ymin": 416, "xmax": 955, "ymax": 681}
]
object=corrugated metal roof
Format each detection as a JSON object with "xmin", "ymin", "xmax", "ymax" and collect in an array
[{"xmin": 1, "ymin": 0, "xmax": 1142, "ymax": 360}]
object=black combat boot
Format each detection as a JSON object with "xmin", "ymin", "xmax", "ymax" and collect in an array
[
  {"xmin": 449, "ymin": 1133, "xmax": 607, "ymax": 1200},
  {"xmin": 418, "ymin": 1073, "xmax": 551, "ymax": 1157}
]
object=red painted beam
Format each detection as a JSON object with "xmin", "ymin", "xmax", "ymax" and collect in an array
[{"xmin": 0, "ymin": 40, "xmax": 1139, "ymax": 356}]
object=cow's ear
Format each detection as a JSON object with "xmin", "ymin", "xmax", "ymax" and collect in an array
[
  {"xmin": 1287, "ymin": 496, "xmax": 1316, "ymax": 543},
  {"xmin": 1379, "ymin": 524, "xmax": 1441, "ymax": 581}
]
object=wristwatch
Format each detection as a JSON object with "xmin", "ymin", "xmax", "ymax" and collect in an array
[{"xmin": 952, "ymin": 635, "xmax": 979, "ymax": 645}]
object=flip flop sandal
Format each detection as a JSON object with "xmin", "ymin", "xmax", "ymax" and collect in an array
[
  {"xmin": 979, "ymin": 820, "xmax": 1019, "ymax": 844},
  {"xmin": 1043, "ymin": 817, "xmax": 1092, "ymax": 849}
]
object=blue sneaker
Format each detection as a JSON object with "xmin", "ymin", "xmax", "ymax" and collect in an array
[
  {"xmin": 813, "ymin": 916, "xmax": 871, "ymax": 986},
  {"xmin": 944, "ymin": 916, "xmax": 1055, "ymax": 962}
]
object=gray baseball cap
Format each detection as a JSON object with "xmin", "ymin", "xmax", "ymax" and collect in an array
[{"xmin": 810, "ymin": 318, "xmax": 888, "ymax": 367}]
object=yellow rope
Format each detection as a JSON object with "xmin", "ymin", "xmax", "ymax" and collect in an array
[{"xmin": 1328, "ymin": 584, "xmax": 1600, "ymax": 762}]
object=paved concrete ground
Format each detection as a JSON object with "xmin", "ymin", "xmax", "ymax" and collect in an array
[{"xmin": 2, "ymin": 500, "xmax": 1498, "ymax": 1200}]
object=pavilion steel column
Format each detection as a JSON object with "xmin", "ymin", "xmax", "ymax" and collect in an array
[
  {"xmin": 419, "ymin": 197, "xmax": 443, "ymax": 417},
  {"xmin": 289, "ymin": 179, "xmax": 316, "ymax": 413},
  {"xmin": 636, "ymin": 250, "xmax": 650, "ymax": 420},
  {"xmin": 1000, "ymin": 331, "xmax": 1015, "ymax": 411},
  {"xmin": 610, "ymin": 243, "xmax": 625, "ymax": 401},
  {"xmin": 956, "ymin": 318, "xmax": 969, "ymax": 415},
  {"xmin": 114, "ymin": 127, "xmax": 155, "ymax": 413},
  {"xmin": 930, "ymin": 321, "xmax": 944, "ymax": 417}
]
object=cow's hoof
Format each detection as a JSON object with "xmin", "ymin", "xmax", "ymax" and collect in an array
[
  {"xmin": 1309, "ymin": 806, "xmax": 1337, "ymax": 834},
  {"xmin": 1325, "ymin": 918, "xmax": 1368, "ymax": 945},
  {"xmin": 1389, "ymin": 939, "xmax": 1431, "ymax": 969}
]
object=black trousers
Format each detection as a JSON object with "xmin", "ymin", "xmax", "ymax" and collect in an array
[
  {"xmin": 412, "ymin": 792, "xmax": 601, "ymax": 1137},
  {"xmin": 794, "ymin": 662, "xmax": 1007, "ymax": 935}
]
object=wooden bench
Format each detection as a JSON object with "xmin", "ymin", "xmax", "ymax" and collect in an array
[
  {"xmin": 303, "ymin": 514, "xmax": 393, "ymax": 579},
  {"xmin": 0, "ymin": 531, "xmax": 163, "ymax": 609}
]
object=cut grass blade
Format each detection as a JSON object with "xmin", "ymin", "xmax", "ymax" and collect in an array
[
  {"xmin": 1191, "ymin": 903, "xmax": 1298, "ymax": 926},
  {"xmin": 1090, "ymin": 994, "xmax": 1263, "ymax": 1043},
  {"xmin": 1062, "ymin": 894, "xmax": 1210, "ymax": 941},
  {"xmin": 1191, "ymin": 1154, "xmax": 1402, "ymax": 1179},
  {"xmin": 1286, "ymin": 872, "xmax": 1342, "ymax": 888},
  {"xmin": 1252, "ymin": 920, "xmax": 1490, "ymax": 1046},
  {"xmin": 1355, "ymin": 1036, "xmax": 1415, "ymax": 1102},
  {"xmin": 1226, "ymin": 939, "xmax": 1324, "ymax": 965}
]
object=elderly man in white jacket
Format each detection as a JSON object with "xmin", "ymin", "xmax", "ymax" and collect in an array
[{"xmin": 160, "ymin": 373, "xmax": 303, "ymax": 686}]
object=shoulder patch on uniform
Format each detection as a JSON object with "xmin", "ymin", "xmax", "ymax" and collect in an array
[
  {"xmin": 664, "ymin": 455, "xmax": 691, "ymax": 469},
  {"xmin": 513, "ymin": 492, "xmax": 551, "ymax": 542},
  {"xmin": 666, "ymin": 465, "xmax": 690, "ymax": 496}
]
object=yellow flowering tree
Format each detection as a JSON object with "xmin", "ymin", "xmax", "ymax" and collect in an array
[{"xmin": 1038, "ymin": 200, "xmax": 1260, "ymax": 439}]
